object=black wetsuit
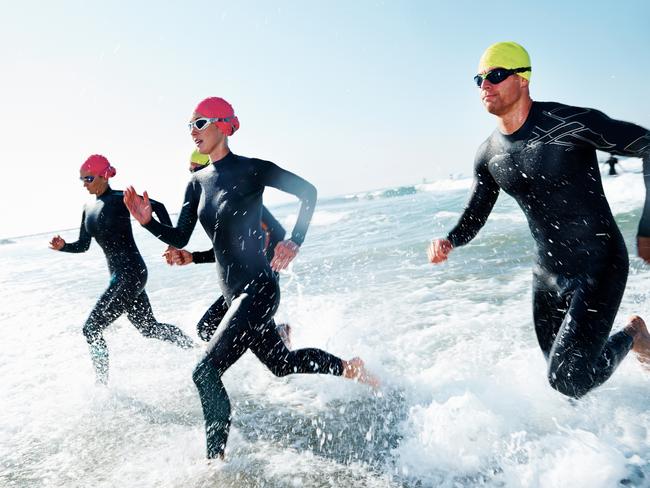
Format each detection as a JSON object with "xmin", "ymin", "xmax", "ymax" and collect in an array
[
  {"xmin": 447, "ymin": 101, "xmax": 650, "ymax": 398},
  {"xmin": 61, "ymin": 188, "xmax": 194, "ymax": 383},
  {"xmin": 192, "ymin": 206, "xmax": 286, "ymax": 342},
  {"xmin": 142, "ymin": 152, "xmax": 344, "ymax": 458}
]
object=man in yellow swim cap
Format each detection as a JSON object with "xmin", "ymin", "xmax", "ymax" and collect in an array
[
  {"xmin": 428, "ymin": 41, "xmax": 650, "ymax": 398},
  {"xmin": 475, "ymin": 41, "xmax": 532, "ymax": 120}
]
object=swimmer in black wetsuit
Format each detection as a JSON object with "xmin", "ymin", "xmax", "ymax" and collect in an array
[
  {"xmin": 49, "ymin": 155, "xmax": 194, "ymax": 384},
  {"xmin": 606, "ymin": 155, "xmax": 619, "ymax": 176},
  {"xmin": 428, "ymin": 42, "xmax": 650, "ymax": 398},
  {"xmin": 124, "ymin": 97, "xmax": 377, "ymax": 458},
  {"xmin": 164, "ymin": 150, "xmax": 291, "ymax": 345}
]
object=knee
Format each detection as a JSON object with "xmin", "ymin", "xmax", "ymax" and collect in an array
[
  {"xmin": 193, "ymin": 357, "xmax": 217, "ymax": 387},
  {"xmin": 82, "ymin": 321, "xmax": 100, "ymax": 344},
  {"xmin": 547, "ymin": 368, "xmax": 588, "ymax": 399}
]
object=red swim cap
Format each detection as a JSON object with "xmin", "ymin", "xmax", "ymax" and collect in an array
[
  {"xmin": 194, "ymin": 97, "xmax": 240, "ymax": 136},
  {"xmin": 81, "ymin": 154, "xmax": 117, "ymax": 178}
]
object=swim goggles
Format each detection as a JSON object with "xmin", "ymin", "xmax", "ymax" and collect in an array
[
  {"xmin": 188, "ymin": 117, "xmax": 233, "ymax": 131},
  {"xmin": 474, "ymin": 67, "xmax": 531, "ymax": 87},
  {"xmin": 80, "ymin": 175, "xmax": 95, "ymax": 183}
]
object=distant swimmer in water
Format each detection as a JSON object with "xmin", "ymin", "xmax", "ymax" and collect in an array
[
  {"xmin": 49, "ymin": 155, "xmax": 194, "ymax": 384},
  {"xmin": 606, "ymin": 155, "xmax": 619, "ymax": 176},
  {"xmin": 123, "ymin": 97, "xmax": 378, "ymax": 459},
  {"xmin": 164, "ymin": 150, "xmax": 291, "ymax": 346},
  {"xmin": 428, "ymin": 42, "xmax": 650, "ymax": 398}
]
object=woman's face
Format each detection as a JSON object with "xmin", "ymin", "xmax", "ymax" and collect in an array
[
  {"xmin": 79, "ymin": 169, "xmax": 107, "ymax": 195},
  {"xmin": 190, "ymin": 112, "xmax": 225, "ymax": 155}
]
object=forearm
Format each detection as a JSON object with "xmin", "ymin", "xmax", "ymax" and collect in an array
[
  {"xmin": 143, "ymin": 184, "xmax": 198, "ymax": 248},
  {"xmin": 151, "ymin": 199, "xmax": 173, "ymax": 227},
  {"xmin": 290, "ymin": 182, "xmax": 317, "ymax": 245},
  {"xmin": 446, "ymin": 180, "xmax": 499, "ymax": 247},
  {"xmin": 143, "ymin": 218, "xmax": 193, "ymax": 248},
  {"xmin": 446, "ymin": 216, "xmax": 488, "ymax": 248},
  {"xmin": 192, "ymin": 249, "xmax": 215, "ymax": 264},
  {"xmin": 61, "ymin": 239, "xmax": 90, "ymax": 253},
  {"xmin": 61, "ymin": 214, "xmax": 91, "ymax": 252},
  {"xmin": 262, "ymin": 161, "xmax": 316, "ymax": 245}
]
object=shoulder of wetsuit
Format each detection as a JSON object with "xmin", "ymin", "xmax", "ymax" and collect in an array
[
  {"xmin": 246, "ymin": 155, "xmax": 276, "ymax": 167},
  {"xmin": 537, "ymin": 100, "xmax": 604, "ymax": 120},
  {"xmin": 535, "ymin": 100, "xmax": 566, "ymax": 110}
]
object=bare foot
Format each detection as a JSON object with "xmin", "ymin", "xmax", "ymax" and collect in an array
[
  {"xmin": 342, "ymin": 357, "xmax": 380, "ymax": 389},
  {"xmin": 624, "ymin": 315, "xmax": 650, "ymax": 369}
]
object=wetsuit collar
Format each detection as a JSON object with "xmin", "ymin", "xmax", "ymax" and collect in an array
[
  {"xmin": 211, "ymin": 151, "xmax": 236, "ymax": 165},
  {"xmin": 97, "ymin": 185, "xmax": 112, "ymax": 198},
  {"xmin": 498, "ymin": 101, "xmax": 537, "ymax": 141}
]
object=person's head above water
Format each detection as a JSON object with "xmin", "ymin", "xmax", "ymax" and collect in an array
[
  {"xmin": 189, "ymin": 149, "xmax": 211, "ymax": 173},
  {"xmin": 475, "ymin": 41, "xmax": 533, "ymax": 119},
  {"xmin": 189, "ymin": 97, "xmax": 240, "ymax": 159},
  {"xmin": 79, "ymin": 154, "xmax": 115, "ymax": 195}
]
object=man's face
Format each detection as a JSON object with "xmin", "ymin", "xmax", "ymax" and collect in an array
[{"xmin": 478, "ymin": 67, "xmax": 529, "ymax": 116}]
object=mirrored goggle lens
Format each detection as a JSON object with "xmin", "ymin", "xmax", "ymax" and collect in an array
[
  {"xmin": 80, "ymin": 175, "xmax": 95, "ymax": 183},
  {"xmin": 474, "ymin": 68, "xmax": 512, "ymax": 87}
]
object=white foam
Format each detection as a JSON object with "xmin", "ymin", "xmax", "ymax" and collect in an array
[
  {"xmin": 4, "ymin": 177, "xmax": 650, "ymax": 486},
  {"xmin": 416, "ymin": 177, "xmax": 473, "ymax": 193}
]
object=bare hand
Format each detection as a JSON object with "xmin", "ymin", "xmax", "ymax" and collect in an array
[
  {"xmin": 427, "ymin": 238, "xmax": 453, "ymax": 264},
  {"xmin": 49, "ymin": 235, "xmax": 65, "ymax": 250},
  {"xmin": 638, "ymin": 236, "xmax": 650, "ymax": 264},
  {"xmin": 163, "ymin": 246, "xmax": 176, "ymax": 265},
  {"xmin": 270, "ymin": 240, "xmax": 300, "ymax": 271},
  {"xmin": 123, "ymin": 186, "xmax": 152, "ymax": 225},
  {"xmin": 163, "ymin": 246, "xmax": 193, "ymax": 266}
]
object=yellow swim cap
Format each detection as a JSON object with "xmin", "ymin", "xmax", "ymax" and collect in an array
[
  {"xmin": 190, "ymin": 149, "xmax": 210, "ymax": 166},
  {"xmin": 478, "ymin": 41, "xmax": 531, "ymax": 81}
]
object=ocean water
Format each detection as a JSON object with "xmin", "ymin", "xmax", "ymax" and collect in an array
[{"xmin": 1, "ymin": 162, "xmax": 649, "ymax": 488}]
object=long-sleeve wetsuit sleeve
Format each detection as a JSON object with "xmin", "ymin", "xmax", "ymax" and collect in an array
[
  {"xmin": 142, "ymin": 181, "xmax": 200, "ymax": 248},
  {"xmin": 569, "ymin": 109, "xmax": 650, "ymax": 237},
  {"xmin": 192, "ymin": 250, "xmax": 215, "ymax": 264},
  {"xmin": 258, "ymin": 161, "xmax": 316, "ymax": 246},
  {"xmin": 641, "ymin": 156, "xmax": 650, "ymax": 237},
  {"xmin": 61, "ymin": 211, "xmax": 92, "ymax": 253},
  {"xmin": 446, "ymin": 148, "xmax": 501, "ymax": 248},
  {"xmin": 261, "ymin": 206, "xmax": 286, "ymax": 257},
  {"xmin": 149, "ymin": 198, "xmax": 173, "ymax": 227}
]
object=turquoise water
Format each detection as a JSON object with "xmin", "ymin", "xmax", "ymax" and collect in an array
[{"xmin": 1, "ymin": 163, "xmax": 649, "ymax": 487}]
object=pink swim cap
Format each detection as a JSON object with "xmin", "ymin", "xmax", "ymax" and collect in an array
[
  {"xmin": 194, "ymin": 97, "xmax": 240, "ymax": 136},
  {"xmin": 81, "ymin": 154, "xmax": 117, "ymax": 178}
]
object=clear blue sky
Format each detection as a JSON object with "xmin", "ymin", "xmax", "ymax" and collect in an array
[{"xmin": 1, "ymin": 0, "xmax": 649, "ymax": 238}]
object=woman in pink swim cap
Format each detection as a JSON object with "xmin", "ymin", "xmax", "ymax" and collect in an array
[
  {"xmin": 124, "ymin": 97, "xmax": 378, "ymax": 459},
  {"xmin": 49, "ymin": 154, "xmax": 194, "ymax": 384}
]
